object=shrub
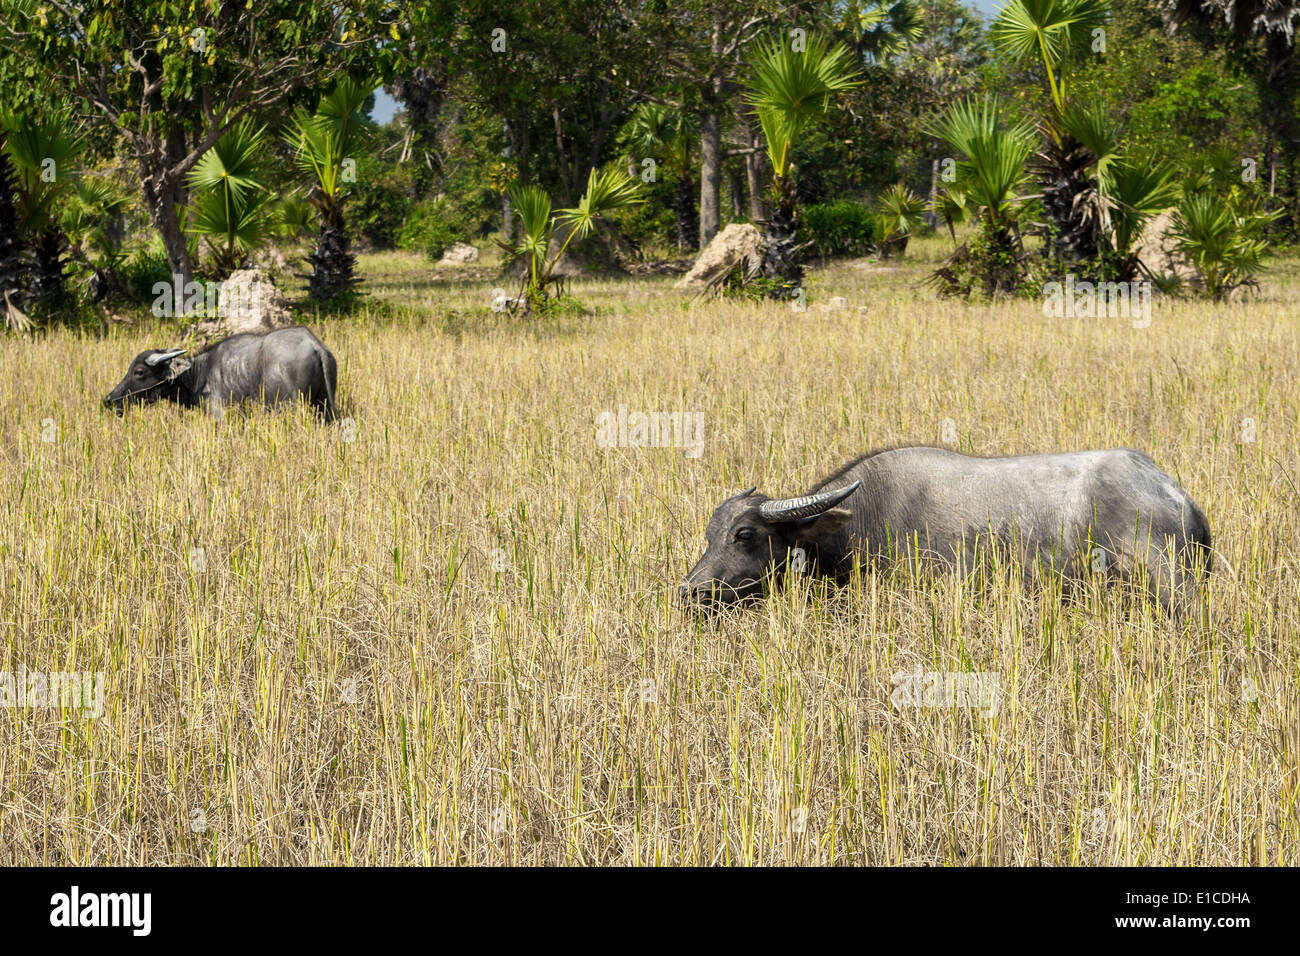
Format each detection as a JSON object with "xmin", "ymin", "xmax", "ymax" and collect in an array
[
  {"xmin": 801, "ymin": 201, "xmax": 876, "ymax": 258},
  {"xmin": 611, "ymin": 176, "xmax": 675, "ymax": 251},
  {"xmin": 1172, "ymin": 191, "xmax": 1280, "ymax": 300},
  {"xmin": 351, "ymin": 155, "xmax": 416, "ymax": 248},
  {"xmin": 874, "ymin": 184, "xmax": 927, "ymax": 258},
  {"xmin": 118, "ymin": 244, "xmax": 175, "ymax": 302},
  {"xmin": 497, "ymin": 168, "xmax": 644, "ymax": 314},
  {"xmin": 397, "ymin": 198, "xmax": 466, "ymax": 261}
]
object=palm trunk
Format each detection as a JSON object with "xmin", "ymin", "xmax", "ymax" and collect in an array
[
  {"xmin": 761, "ymin": 175, "xmax": 802, "ymax": 292},
  {"xmin": 308, "ymin": 204, "xmax": 359, "ymax": 303},
  {"xmin": 0, "ymin": 148, "xmax": 26, "ymax": 308},
  {"xmin": 30, "ymin": 229, "xmax": 67, "ymax": 302},
  {"xmin": 984, "ymin": 219, "xmax": 1025, "ymax": 296}
]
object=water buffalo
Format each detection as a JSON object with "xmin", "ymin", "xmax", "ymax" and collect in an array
[
  {"xmin": 104, "ymin": 326, "xmax": 337, "ymax": 420},
  {"xmin": 681, "ymin": 446, "xmax": 1211, "ymax": 612}
]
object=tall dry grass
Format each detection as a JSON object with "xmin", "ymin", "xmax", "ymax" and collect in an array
[{"xmin": 0, "ymin": 242, "xmax": 1297, "ymax": 864}]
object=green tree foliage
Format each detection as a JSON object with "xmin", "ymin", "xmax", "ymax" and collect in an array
[
  {"xmin": 1163, "ymin": 0, "xmax": 1300, "ymax": 236},
  {"xmin": 0, "ymin": 0, "xmax": 381, "ymax": 303},
  {"xmin": 61, "ymin": 175, "xmax": 133, "ymax": 300},
  {"xmin": 874, "ymin": 182, "xmax": 927, "ymax": 255},
  {"xmin": 617, "ymin": 104, "xmax": 699, "ymax": 251}
]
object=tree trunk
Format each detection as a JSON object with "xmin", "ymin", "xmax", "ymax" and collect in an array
[
  {"xmin": 727, "ymin": 164, "xmax": 744, "ymax": 219},
  {"xmin": 674, "ymin": 177, "xmax": 698, "ymax": 251},
  {"xmin": 308, "ymin": 206, "xmax": 359, "ymax": 303},
  {"xmin": 698, "ymin": 106, "xmax": 722, "ymax": 249},
  {"xmin": 141, "ymin": 168, "xmax": 195, "ymax": 310},
  {"xmin": 387, "ymin": 62, "xmax": 448, "ymax": 197},
  {"xmin": 745, "ymin": 117, "xmax": 766, "ymax": 221},
  {"xmin": 30, "ymin": 229, "xmax": 67, "ymax": 302},
  {"xmin": 553, "ymin": 106, "xmax": 573, "ymax": 206},
  {"xmin": 510, "ymin": 111, "xmax": 531, "ymax": 187},
  {"xmin": 165, "ymin": 129, "xmax": 191, "ymax": 212},
  {"xmin": 925, "ymin": 154, "xmax": 940, "ymax": 229},
  {"xmin": 502, "ymin": 118, "xmax": 514, "ymax": 240}
]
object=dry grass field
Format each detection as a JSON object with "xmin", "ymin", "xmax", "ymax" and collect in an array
[{"xmin": 1, "ymin": 236, "xmax": 1298, "ymax": 865}]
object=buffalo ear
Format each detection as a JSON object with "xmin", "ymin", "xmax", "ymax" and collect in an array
[
  {"xmin": 164, "ymin": 356, "xmax": 192, "ymax": 380},
  {"xmin": 785, "ymin": 506, "xmax": 852, "ymax": 535}
]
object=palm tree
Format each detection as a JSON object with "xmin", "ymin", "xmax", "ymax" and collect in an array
[
  {"xmin": 844, "ymin": 1, "xmax": 927, "ymax": 63},
  {"xmin": 926, "ymin": 96, "xmax": 1035, "ymax": 294},
  {"xmin": 1039, "ymin": 100, "xmax": 1124, "ymax": 265},
  {"xmin": 1171, "ymin": 193, "xmax": 1279, "ymax": 300},
  {"xmin": 930, "ymin": 184, "xmax": 971, "ymax": 243},
  {"xmin": 617, "ymin": 104, "xmax": 698, "ymax": 251},
  {"xmin": 186, "ymin": 119, "xmax": 274, "ymax": 277},
  {"xmin": 744, "ymin": 34, "xmax": 861, "ymax": 292},
  {"xmin": 497, "ymin": 167, "xmax": 644, "ymax": 314},
  {"xmin": 989, "ymin": 0, "xmax": 1112, "ymax": 267},
  {"xmin": 989, "ymin": 0, "xmax": 1108, "ymax": 115},
  {"xmin": 1107, "ymin": 160, "xmax": 1176, "ymax": 282},
  {"xmin": 286, "ymin": 77, "xmax": 374, "ymax": 303},
  {"xmin": 1, "ymin": 111, "xmax": 83, "ymax": 304},
  {"xmin": 0, "ymin": 139, "xmax": 25, "ymax": 324},
  {"xmin": 62, "ymin": 175, "xmax": 132, "ymax": 300},
  {"xmin": 874, "ymin": 184, "xmax": 928, "ymax": 257}
]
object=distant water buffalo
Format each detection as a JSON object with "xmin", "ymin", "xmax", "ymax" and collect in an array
[
  {"xmin": 104, "ymin": 326, "xmax": 337, "ymax": 420},
  {"xmin": 682, "ymin": 446, "xmax": 1212, "ymax": 612}
]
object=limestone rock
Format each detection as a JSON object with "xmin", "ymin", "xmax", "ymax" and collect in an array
[
  {"xmin": 674, "ymin": 223, "xmax": 765, "ymax": 294},
  {"xmin": 1134, "ymin": 210, "xmax": 1198, "ymax": 287},
  {"xmin": 188, "ymin": 269, "xmax": 294, "ymax": 342},
  {"xmin": 437, "ymin": 242, "xmax": 480, "ymax": 266}
]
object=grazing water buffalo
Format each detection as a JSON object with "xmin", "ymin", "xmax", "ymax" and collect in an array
[
  {"xmin": 681, "ymin": 446, "xmax": 1211, "ymax": 612},
  {"xmin": 104, "ymin": 326, "xmax": 337, "ymax": 420}
]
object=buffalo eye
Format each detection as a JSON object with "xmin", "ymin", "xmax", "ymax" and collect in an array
[
  {"xmin": 735, "ymin": 528, "xmax": 755, "ymax": 542},
  {"xmin": 134, "ymin": 367, "xmax": 146, "ymax": 377}
]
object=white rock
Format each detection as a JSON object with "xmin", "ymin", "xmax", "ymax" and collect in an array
[
  {"xmin": 437, "ymin": 242, "xmax": 480, "ymax": 266},
  {"xmin": 674, "ymin": 223, "xmax": 765, "ymax": 293}
]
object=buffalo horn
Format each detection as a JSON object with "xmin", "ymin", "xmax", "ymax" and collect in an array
[
  {"xmin": 759, "ymin": 480, "xmax": 861, "ymax": 520},
  {"xmin": 146, "ymin": 348, "xmax": 188, "ymax": 366}
]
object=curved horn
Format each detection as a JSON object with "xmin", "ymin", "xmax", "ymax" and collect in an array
[
  {"xmin": 146, "ymin": 348, "xmax": 188, "ymax": 366},
  {"xmin": 760, "ymin": 480, "xmax": 861, "ymax": 521}
]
